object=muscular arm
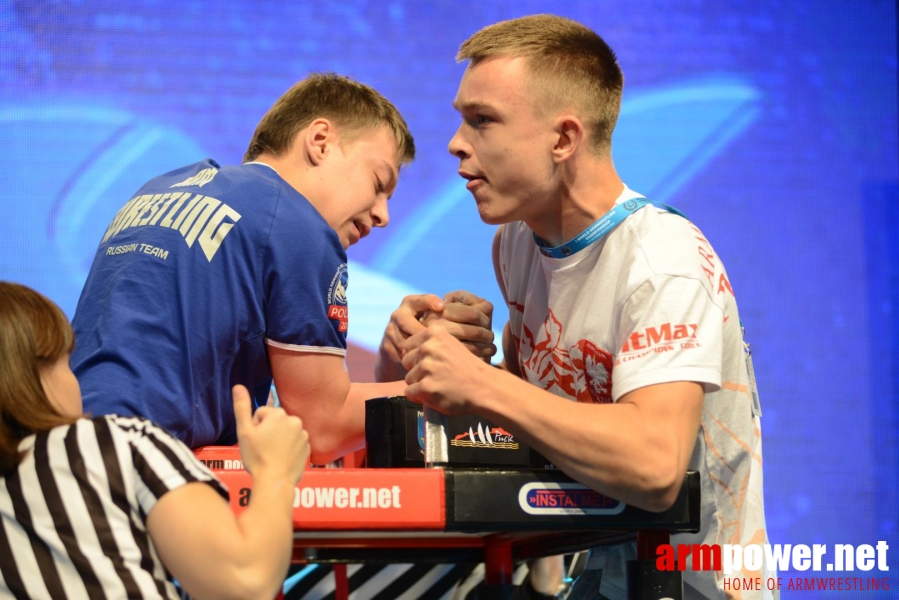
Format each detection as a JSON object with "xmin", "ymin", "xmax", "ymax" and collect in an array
[
  {"xmin": 270, "ymin": 347, "xmax": 405, "ymax": 464},
  {"xmin": 148, "ymin": 386, "xmax": 310, "ymax": 600},
  {"xmin": 402, "ymin": 227, "xmax": 703, "ymax": 511},
  {"xmin": 479, "ymin": 370, "xmax": 702, "ymax": 511},
  {"xmin": 403, "ymin": 332, "xmax": 702, "ymax": 511}
]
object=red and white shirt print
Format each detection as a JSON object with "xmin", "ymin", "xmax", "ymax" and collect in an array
[
  {"xmin": 515, "ymin": 307, "xmax": 614, "ymax": 404},
  {"xmin": 499, "ymin": 186, "xmax": 774, "ymax": 599}
]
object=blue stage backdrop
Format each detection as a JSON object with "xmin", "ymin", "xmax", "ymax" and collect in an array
[{"xmin": 1, "ymin": 2, "xmax": 896, "ymax": 596}]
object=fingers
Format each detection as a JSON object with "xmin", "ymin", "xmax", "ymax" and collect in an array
[
  {"xmin": 400, "ymin": 293, "xmax": 444, "ymax": 315},
  {"xmin": 400, "ymin": 344, "xmax": 421, "ymax": 372},
  {"xmin": 389, "ymin": 294, "xmax": 444, "ymax": 341},
  {"xmin": 459, "ymin": 341, "xmax": 498, "ymax": 360},
  {"xmin": 428, "ymin": 302, "xmax": 492, "ymax": 329},
  {"xmin": 251, "ymin": 405, "xmax": 277, "ymax": 425},
  {"xmin": 443, "ymin": 291, "xmax": 493, "ymax": 321},
  {"xmin": 232, "ymin": 385, "xmax": 252, "ymax": 439},
  {"xmin": 420, "ymin": 314, "xmax": 494, "ymax": 345},
  {"xmin": 443, "ymin": 290, "xmax": 485, "ymax": 306},
  {"xmin": 391, "ymin": 309, "xmax": 426, "ymax": 339}
]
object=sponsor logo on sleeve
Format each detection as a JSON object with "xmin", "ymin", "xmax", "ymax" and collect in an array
[
  {"xmin": 617, "ymin": 322, "xmax": 700, "ymax": 364},
  {"xmin": 518, "ymin": 482, "xmax": 625, "ymax": 515},
  {"xmin": 327, "ymin": 263, "xmax": 349, "ymax": 332}
]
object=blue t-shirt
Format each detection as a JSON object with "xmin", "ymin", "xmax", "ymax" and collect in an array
[{"xmin": 72, "ymin": 160, "xmax": 349, "ymax": 447}]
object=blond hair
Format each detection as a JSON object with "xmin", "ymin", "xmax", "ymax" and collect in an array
[
  {"xmin": 244, "ymin": 73, "xmax": 415, "ymax": 165},
  {"xmin": 457, "ymin": 14, "xmax": 623, "ymax": 154},
  {"xmin": 0, "ymin": 282, "xmax": 79, "ymax": 474}
]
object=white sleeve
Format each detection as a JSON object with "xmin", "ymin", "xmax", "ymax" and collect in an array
[
  {"xmin": 105, "ymin": 416, "xmax": 229, "ymax": 517},
  {"xmin": 612, "ymin": 274, "xmax": 723, "ymax": 401}
]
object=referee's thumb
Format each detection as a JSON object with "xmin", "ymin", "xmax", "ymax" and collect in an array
[{"xmin": 232, "ymin": 385, "xmax": 253, "ymax": 438}]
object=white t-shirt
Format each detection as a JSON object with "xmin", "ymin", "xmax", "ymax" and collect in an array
[{"xmin": 499, "ymin": 186, "xmax": 775, "ymax": 599}]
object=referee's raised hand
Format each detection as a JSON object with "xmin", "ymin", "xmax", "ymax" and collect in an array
[{"xmin": 233, "ymin": 384, "xmax": 310, "ymax": 485}]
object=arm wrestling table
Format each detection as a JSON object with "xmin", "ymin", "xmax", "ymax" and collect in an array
[{"xmin": 194, "ymin": 446, "xmax": 699, "ymax": 600}]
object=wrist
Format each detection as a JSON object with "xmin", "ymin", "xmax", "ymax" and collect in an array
[
  {"xmin": 251, "ymin": 471, "xmax": 298, "ymax": 501},
  {"xmin": 374, "ymin": 351, "xmax": 401, "ymax": 383},
  {"xmin": 472, "ymin": 360, "xmax": 509, "ymax": 417}
]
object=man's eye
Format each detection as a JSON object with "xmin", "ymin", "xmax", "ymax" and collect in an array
[{"xmin": 475, "ymin": 115, "xmax": 491, "ymax": 125}]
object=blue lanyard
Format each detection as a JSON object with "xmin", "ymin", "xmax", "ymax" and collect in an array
[{"xmin": 534, "ymin": 197, "xmax": 687, "ymax": 258}]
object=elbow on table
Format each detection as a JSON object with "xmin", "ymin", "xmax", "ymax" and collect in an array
[
  {"xmin": 308, "ymin": 432, "xmax": 349, "ymax": 466},
  {"xmin": 631, "ymin": 459, "xmax": 687, "ymax": 513},
  {"xmin": 643, "ymin": 482, "xmax": 684, "ymax": 514}
]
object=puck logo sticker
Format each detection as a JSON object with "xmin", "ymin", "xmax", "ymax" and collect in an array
[
  {"xmin": 451, "ymin": 422, "xmax": 519, "ymax": 450},
  {"xmin": 518, "ymin": 482, "xmax": 625, "ymax": 515}
]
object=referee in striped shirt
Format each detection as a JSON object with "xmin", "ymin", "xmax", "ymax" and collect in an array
[{"xmin": 0, "ymin": 281, "xmax": 311, "ymax": 599}]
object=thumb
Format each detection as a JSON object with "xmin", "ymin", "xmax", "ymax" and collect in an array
[
  {"xmin": 405, "ymin": 294, "xmax": 444, "ymax": 315},
  {"xmin": 232, "ymin": 384, "xmax": 253, "ymax": 440},
  {"xmin": 443, "ymin": 290, "xmax": 479, "ymax": 305}
]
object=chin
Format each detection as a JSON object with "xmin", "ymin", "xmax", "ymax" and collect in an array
[{"xmin": 476, "ymin": 206, "xmax": 514, "ymax": 226}]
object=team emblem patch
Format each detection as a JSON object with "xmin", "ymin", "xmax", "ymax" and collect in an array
[{"xmin": 327, "ymin": 263, "xmax": 349, "ymax": 332}]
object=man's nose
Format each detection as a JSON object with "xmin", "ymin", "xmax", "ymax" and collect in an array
[
  {"xmin": 448, "ymin": 124, "xmax": 470, "ymax": 159},
  {"xmin": 372, "ymin": 197, "xmax": 389, "ymax": 228}
]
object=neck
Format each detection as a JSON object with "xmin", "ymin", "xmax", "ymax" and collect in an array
[
  {"xmin": 251, "ymin": 151, "xmax": 311, "ymax": 198},
  {"xmin": 526, "ymin": 158, "xmax": 624, "ymax": 248}
]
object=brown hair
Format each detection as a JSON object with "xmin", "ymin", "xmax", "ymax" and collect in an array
[
  {"xmin": 244, "ymin": 73, "xmax": 416, "ymax": 165},
  {"xmin": 0, "ymin": 282, "xmax": 79, "ymax": 474},
  {"xmin": 457, "ymin": 14, "xmax": 624, "ymax": 155}
]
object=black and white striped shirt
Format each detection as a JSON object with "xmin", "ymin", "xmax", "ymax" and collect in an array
[{"xmin": 0, "ymin": 415, "xmax": 227, "ymax": 599}]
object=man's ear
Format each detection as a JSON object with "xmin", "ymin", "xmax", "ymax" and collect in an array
[
  {"xmin": 303, "ymin": 118, "xmax": 334, "ymax": 166},
  {"xmin": 551, "ymin": 115, "xmax": 584, "ymax": 164}
]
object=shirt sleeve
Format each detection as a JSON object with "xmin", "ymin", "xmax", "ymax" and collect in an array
[
  {"xmin": 261, "ymin": 192, "xmax": 348, "ymax": 355},
  {"xmin": 612, "ymin": 274, "xmax": 723, "ymax": 401},
  {"xmin": 108, "ymin": 416, "xmax": 229, "ymax": 517}
]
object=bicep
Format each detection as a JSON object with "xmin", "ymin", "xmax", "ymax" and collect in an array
[
  {"xmin": 269, "ymin": 346, "xmax": 350, "ymax": 437},
  {"xmin": 618, "ymin": 381, "xmax": 704, "ymax": 474}
]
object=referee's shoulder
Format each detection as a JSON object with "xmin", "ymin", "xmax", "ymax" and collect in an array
[{"xmin": 85, "ymin": 413, "xmax": 172, "ymax": 440}]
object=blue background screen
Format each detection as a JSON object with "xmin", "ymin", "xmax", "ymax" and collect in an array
[{"xmin": 2, "ymin": 2, "xmax": 897, "ymax": 594}]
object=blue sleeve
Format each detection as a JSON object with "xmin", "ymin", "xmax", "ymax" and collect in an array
[{"xmin": 261, "ymin": 192, "xmax": 349, "ymax": 355}]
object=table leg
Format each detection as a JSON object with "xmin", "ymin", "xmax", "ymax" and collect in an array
[
  {"xmin": 484, "ymin": 539, "xmax": 514, "ymax": 585},
  {"xmin": 627, "ymin": 530, "xmax": 682, "ymax": 600},
  {"xmin": 334, "ymin": 563, "xmax": 349, "ymax": 600}
]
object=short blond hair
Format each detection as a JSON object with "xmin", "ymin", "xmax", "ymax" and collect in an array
[
  {"xmin": 245, "ymin": 73, "xmax": 415, "ymax": 165},
  {"xmin": 457, "ymin": 15, "xmax": 623, "ymax": 155}
]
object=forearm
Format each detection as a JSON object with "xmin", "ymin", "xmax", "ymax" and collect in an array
[
  {"xmin": 474, "ymin": 371, "xmax": 692, "ymax": 511},
  {"xmin": 230, "ymin": 473, "xmax": 296, "ymax": 598},
  {"xmin": 308, "ymin": 380, "xmax": 406, "ymax": 464},
  {"xmin": 374, "ymin": 347, "xmax": 407, "ymax": 382},
  {"xmin": 150, "ymin": 481, "xmax": 296, "ymax": 600}
]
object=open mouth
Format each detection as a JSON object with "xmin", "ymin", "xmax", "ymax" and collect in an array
[{"xmin": 459, "ymin": 170, "xmax": 486, "ymax": 191}]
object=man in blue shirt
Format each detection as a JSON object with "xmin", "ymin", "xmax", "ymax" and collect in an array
[{"xmin": 72, "ymin": 74, "xmax": 444, "ymax": 461}]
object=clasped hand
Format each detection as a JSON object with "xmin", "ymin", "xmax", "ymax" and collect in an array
[{"xmin": 389, "ymin": 291, "xmax": 496, "ymax": 414}]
